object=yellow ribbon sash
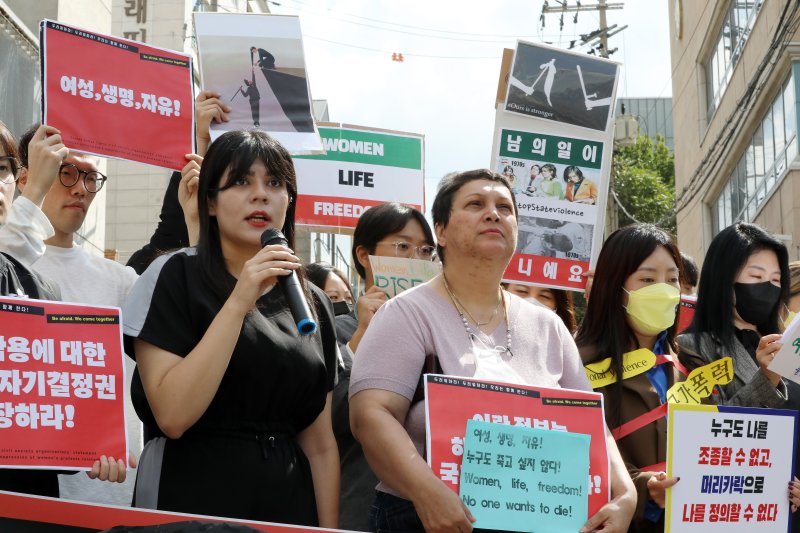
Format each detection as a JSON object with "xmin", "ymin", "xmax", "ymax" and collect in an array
[
  {"xmin": 584, "ymin": 348, "xmax": 656, "ymax": 389},
  {"xmin": 666, "ymin": 356, "xmax": 734, "ymax": 404}
]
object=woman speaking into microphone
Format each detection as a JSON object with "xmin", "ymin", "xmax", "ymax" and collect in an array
[{"xmin": 123, "ymin": 130, "xmax": 339, "ymax": 525}]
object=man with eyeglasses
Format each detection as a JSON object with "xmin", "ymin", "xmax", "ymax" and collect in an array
[{"xmin": 10, "ymin": 123, "xmax": 139, "ymax": 505}]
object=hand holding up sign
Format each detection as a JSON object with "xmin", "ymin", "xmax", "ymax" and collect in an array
[
  {"xmin": 180, "ymin": 154, "xmax": 202, "ymax": 246},
  {"xmin": 645, "ymin": 471, "xmax": 679, "ymax": 508},
  {"xmin": 756, "ymin": 333, "xmax": 783, "ymax": 386},
  {"xmin": 348, "ymin": 285, "xmax": 388, "ymax": 353},
  {"xmin": 87, "ymin": 451, "xmax": 137, "ymax": 483},
  {"xmin": 195, "ymin": 90, "xmax": 231, "ymax": 156},
  {"xmin": 20, "ymin": 125, "xmax": 68, "ymax": 207}
]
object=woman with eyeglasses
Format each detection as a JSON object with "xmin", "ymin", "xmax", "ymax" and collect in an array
[
  {"xmin": 349, "ymin": 169, "xmax": 636, "ymax": 533},
  {"xmin": 329, "ymin": 202, "xmax": 435, "ymax": 531}
]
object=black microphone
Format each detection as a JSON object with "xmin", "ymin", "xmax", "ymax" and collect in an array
[{"xmin": 260, "ymin": 229, "xmax": 317, "ymax": 335}]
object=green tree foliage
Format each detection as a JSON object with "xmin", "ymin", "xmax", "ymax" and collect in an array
[{"xmin": 612, "ymin": 134, "xmax": 676, "ymax": 234}]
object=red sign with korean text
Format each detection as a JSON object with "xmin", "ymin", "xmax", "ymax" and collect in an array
[
  {"xmin": 40, "ymin": 20, "xmax": 194, "ymax": 171},
  {"xmin": 503, "ymin": 253, "xmax": 587, "ymax": 291},
  {"xmin": 0, "ymin": 297, "xmax": 127, "ymax": 469},
  {"xmin": 424, "ymin": 375, "xmax": 610, "ymax": 516}
]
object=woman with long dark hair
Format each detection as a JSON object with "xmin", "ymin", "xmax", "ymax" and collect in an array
[
  {"xmin": 677, "ymin": 223, "xmax": 790, "ymax": 405},
  {"xmin": 123, "ymin": 130, "xmax": 339, "ymax": 525},
  {"xmin": 676, "ymin": 223, "xmax": 800, "ymax": 525},
  {"xmin": 576, "ymin": 224, "xmax": 683, "ymax": 532}
]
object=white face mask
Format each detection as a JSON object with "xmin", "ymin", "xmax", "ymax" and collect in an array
[{"xmin": 524, "ymin": 296, "xmax": 553, "ymax": 311}]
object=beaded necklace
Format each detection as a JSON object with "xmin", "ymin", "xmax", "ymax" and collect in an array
[{"xmin": 442, "ymin": 274, "xmax": 513, "ymax": 358}]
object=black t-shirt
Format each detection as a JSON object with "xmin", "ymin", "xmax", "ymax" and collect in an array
[{"xmin": 124, "ymin": 248, "xmax": 337, "ymax": 438}]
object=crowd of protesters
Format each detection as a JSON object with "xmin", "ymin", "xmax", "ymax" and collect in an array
[{"xmin": 3, "ymin": 85, "xmax": 800, "ymax": 533}]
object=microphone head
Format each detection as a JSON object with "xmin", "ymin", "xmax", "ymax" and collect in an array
[{"xmin": 261, "ymin": 228, "xmax": 288, "ymax": 248}]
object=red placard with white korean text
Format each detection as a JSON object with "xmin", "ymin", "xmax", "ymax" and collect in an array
[
  {"xmin": 0, "ymin": 297, "xmax": 127, "ymax": 470},
  {"xmin": 424, "ymin": 374, "xmax": 610, "ymax": 517},
  {"xmin": 40, "ymin": 19, "xmax": 194, "ymax": 171}
]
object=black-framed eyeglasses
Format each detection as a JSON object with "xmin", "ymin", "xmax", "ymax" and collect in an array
[
  {"xmin": 379, "ymin": 241, "xmax": 437, "ymax": 261},
  {"xmin": 58, "ymin": 163, "xmax": 107, "ymax": 193},
  {"xmin": 0, "ymin": 156, "xmax": 20, "ymax": 184}
]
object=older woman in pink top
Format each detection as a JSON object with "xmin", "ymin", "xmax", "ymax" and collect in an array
[{"xmin": 349, "ymin": 169, "xmax": 636, "ymax": 533}]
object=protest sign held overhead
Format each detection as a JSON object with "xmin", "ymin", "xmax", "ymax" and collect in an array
[
  {"xmin": 294, "ymin": 124, "xmax": 425, "ymax": 229},
  {"xmin": 0, "ymin": 297, "xmax": 127, "ymax": 470},
  {"xmin": 504, "ymin": 41, "xmax": 619, "ymax": 132},
  {"xmin": 424, "ymin": 375, "xmax": 610, "ymax": 517},
  {"xmin": 666, "ymin": 404, "xmax": 797, "ymax": 532},
  {"xmin": 460, "ymin": 419, "xmax": 590, "ymax": 533},
  {"xmin": 194, "ymin": 12, "xmax": 322, "ymax": 154},
  {"xmin": 493, "ymin": 42, "xmax": 620, "ymax": 291},
  {"xmin": 40, "ymin": 20, "xmax": 194, "ymax": 171}
]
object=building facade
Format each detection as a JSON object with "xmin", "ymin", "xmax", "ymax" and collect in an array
[
  {"xmin": 615, "ymin": 97, "xmax": 674, "ymax": 150},
  {"xmin": 670, "ymin": 0, "xmax": 800, "ymax": 262}
]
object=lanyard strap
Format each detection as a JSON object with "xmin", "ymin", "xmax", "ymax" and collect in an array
[
  {"xmin": 655, "ymin": 353, "xmax": 689, "ymax": 376},
  {"xmin": 611, "ymin": 403, "xmax": 668, "ymax": 441},
  {"xmin": 640, "ymin": 461, "xmax": 667, "ymax": 473}
]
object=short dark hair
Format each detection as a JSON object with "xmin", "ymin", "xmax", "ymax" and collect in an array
[
  {"xmin": 681, "ymin": 252, "xmax": 699, "ymax": 288},
  {"xmin": 351, "ymin": 202, "xmax": 433, "ymax": 280},
  {"xmin": 18, "ymin": 123, "xmax": 40, "ymax": 168},
  {"xmin": 431, "ymin": 169, "xmax": 516, "ymax": 264},
  {"xmin": 689, "ymin": 223, "xmax": 789, "ymax": 343},
  {"xmin": 0, "ymin": 121, "xmax": 20, "ymax": 176}
]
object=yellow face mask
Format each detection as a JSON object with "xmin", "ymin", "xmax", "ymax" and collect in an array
[{"xmin": 624, "ymin": 283, "xmax": 681, "ymax": 336}]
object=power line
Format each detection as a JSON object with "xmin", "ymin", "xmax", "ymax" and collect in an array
[
  {"xmin": 304, "ymin": 35, "xmax": 501, "ymax": 59},
  {"xmin": 271, "ymin": 0, "xmax": 540, "ymax": 39}
]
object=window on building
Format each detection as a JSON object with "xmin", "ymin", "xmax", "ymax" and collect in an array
[
  {"xmin": 714, "ymin": 75, "xmax": 798, "ymax": 233},
  {"xmin": 706, "ymin": 0, "xmax": 763, "ymax": 120}
]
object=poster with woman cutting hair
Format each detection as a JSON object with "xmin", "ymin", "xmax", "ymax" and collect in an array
[{"xmin": 193, "ymin": 12, "xmax": 322, "ymax": 154}]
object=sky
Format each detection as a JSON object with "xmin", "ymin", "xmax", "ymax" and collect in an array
[{"xmin": 266, "ymin": 0, "xmax": 673, "ymax": 208}]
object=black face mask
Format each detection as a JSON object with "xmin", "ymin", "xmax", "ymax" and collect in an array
[
  {"xmin": 733, "ymin": 281, "xmax": 782, "ymax": 326},
  {"xmin": 332, "ymin": 300, "xmax": 353, "ymax": 316}
]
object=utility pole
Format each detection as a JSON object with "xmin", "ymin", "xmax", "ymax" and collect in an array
[{"xmin": 541, "ymin": 0, "xmax": 626, "ymax": 58}]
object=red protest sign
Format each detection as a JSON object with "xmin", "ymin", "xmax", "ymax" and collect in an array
[
  {"xmin": 0, "ymin": 297, "xmax": 127, "ymax": 469},
  {"xmin": 424, "ymin": 375, "xmax": 609, "ymax": 516},
  {"xmin": 0, "ymin": 489, "xmax": 351, "ymax": 532},
  {"xmin": 503, "ymin": 253, "xmax": 588, "ymax": 291},
  {"xmin": 40, "ymin": 20, "xmax": 194, "ymax": 171},
  {"xmin": 677, "ymin": 294, "xmax": 697, "ymax": 333}
]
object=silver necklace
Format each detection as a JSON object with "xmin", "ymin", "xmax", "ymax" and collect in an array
[{"xmin": 442, "ymin": 274, "xmax": 513, "ymax": 357}]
